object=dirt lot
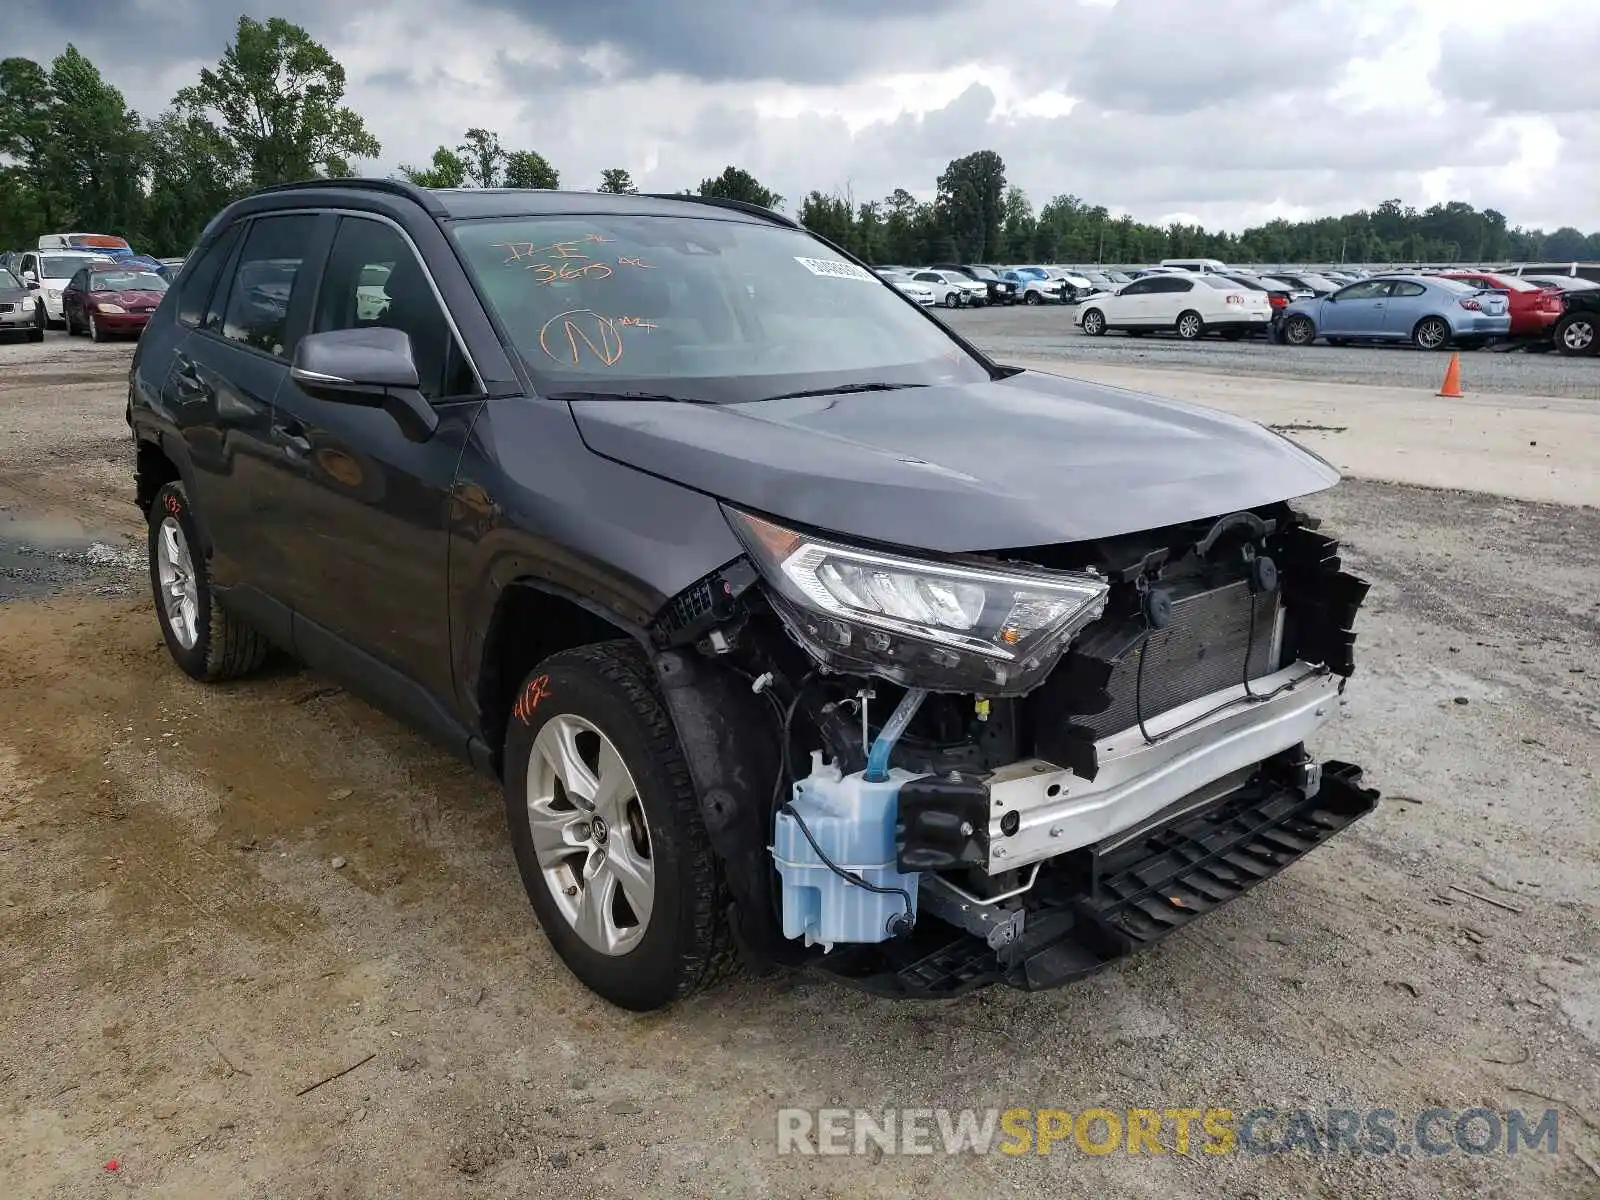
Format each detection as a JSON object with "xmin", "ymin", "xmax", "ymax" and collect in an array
[{"xmin": 2, "ymin": 337, "xmax": 1598, "ymax": 1198}]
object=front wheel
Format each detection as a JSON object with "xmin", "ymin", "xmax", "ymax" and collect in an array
[
  {"xmin": 1175, "ymin": 310, "xmax": 1204, "ymax": 340},
  {"xmin": 89, "ymin": 313, "xmax": 106, "ymax": 343},
  {"xmin": 503, "ymin": 643, "xmax": 737, "ymax": 1011},
  {"xmin": 1080, "ymin": 308, "xmax": 1106, "ymax": 336},
  {"xmin": 147, "ymin": 482, "xmax": 270, "ymax": 681},
  {"xmin": 1025, "ymin": 290, "xmax": 1042, "ymax": 305},
  {"xmin": 1412, "ymin": 316, "xmax": 1451, "ymax": 351},
  {"xmin": 943, "ymin": 292, "xmax": 960, "ymax": 309},
  {"xmin": 1555, "ymin": 314, "xmax": 1597, "ymax": 357},
  {"xmin": 1283, "ymin": 315, "xmax": 1316, "ymax": 346}
]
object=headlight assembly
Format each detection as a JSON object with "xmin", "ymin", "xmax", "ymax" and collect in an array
[{"xmin": 724, "ymin": 507, "xmax": 1109, "ymax": 695}]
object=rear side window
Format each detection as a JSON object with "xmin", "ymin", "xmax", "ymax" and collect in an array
[
  {"xmin": 312, "ymin": 217, "xmax": 478, "ymax": 400},
  {"xmin": 1391, "ymin": 282, "xmax": 1427, "ymax": 298},
  {"xmin": 220, "ymin": 214, "xmax": 318, "ymax": 358},
  {"xmin": 176, "ymin": 223, "xmax": 243, "ymax": 329}
]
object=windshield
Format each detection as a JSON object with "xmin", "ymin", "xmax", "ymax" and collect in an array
[
  {"xmin": 1475, "ymin": 275, "xmax": 1537, "ymax": 292},
  {"xmin": 43, "ymin": 256, "xmax": 106, "ymax": 278},
  {"xmin": 453, "ymin": 215, "xmax": 989, "ymax": 401},
  {"xmin": 90, "ymin": 269, "xmax": 168, "ymax": 292},
  {"xmin": 0, "ymin": 268, "xmax": 21, "ymax": 289}
]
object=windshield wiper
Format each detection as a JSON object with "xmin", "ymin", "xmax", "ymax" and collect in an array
[
  {"xmin": 543, "ymin": 390, "xmax": 716, "ymax": 404},
  {"xmin": 756, "ymin": 381, "xmax": 928, "ymax": 403}
]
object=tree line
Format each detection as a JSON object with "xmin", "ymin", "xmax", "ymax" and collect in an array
[{"xmin": 3, "ymin": 16, "xmax": 1597, "ymax": 265}]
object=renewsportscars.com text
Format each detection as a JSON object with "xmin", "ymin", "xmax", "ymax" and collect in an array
[{"xmin": 776, "ymin": 1106, "xmax": 1560, "ymax": 1158}]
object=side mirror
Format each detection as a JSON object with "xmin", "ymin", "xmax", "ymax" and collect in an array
[
  {"xmin": 23, "ymin": 270, "xmax": 38, "ymax": 285},
  {"xmin": 290, "ymin": 327, "xmax": 439, "ymax": 442}
]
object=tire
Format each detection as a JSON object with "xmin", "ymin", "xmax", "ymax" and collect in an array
[
  {"xmin": 1554, "ymin": 314, "xmax": 1597, "ymax": 357},
  {"xmin": 147, "ymin": 481, "xmax": 270, "ymax": 682},
  {"xmin": 64, "ymin": 309, "xmax": 79, "ymax": 336},
  {"xmin": 502, "ymin": 643, "xmax": 736, "ymax": 1011},
  {"xmin": 1175, "ymin": 310, "xmax": 1204, "ymax": 340},
  {"xmin": 89, "ymin": 313, "xmax": 105, "ymax": 343},
  {"xmin": 1412, "ymin": 316, "xmax": 1451, "ymax": 351},
  {"xmin": 27, "ymin": 325, "xmax": 43, "ymax": 343},
  {"xmin": 1283, "ymin": 315, "xmax": 1316, "ymax": 347},
  {"xmin": 943, "ymin": 291, "xmax": 960, "ymax": 309},
  {"xmin": 1025, "ymin": 290, "xmax": 1042, "ymax": 305},
  {"xmin": 1080, "ymin": 307, "xmax": 1106, "ymax": 336}
]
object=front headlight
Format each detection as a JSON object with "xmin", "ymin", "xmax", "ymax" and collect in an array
[
  {"xmin": 724, "ymin": 508, "xmax": 1108, "ymax": 695},
  {"xmin": 96, "ymin": 302, "xmax": 126, "ymax": 314}
]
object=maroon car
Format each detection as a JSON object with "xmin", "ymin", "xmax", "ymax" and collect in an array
[{"xmin": 62, "ymin": 264, "xmax": 169, "ymax": 341}]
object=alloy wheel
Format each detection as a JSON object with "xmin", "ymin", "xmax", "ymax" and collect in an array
[
  {"xmin": 1561, "ymin": 318, "xmax": 1594, "ymax": 354},
  {"xmin": 155, "ymin": 516, "xmax": 201, "ymax": 649},
  {"xmin": 525, "ymin": 714, "xmax": 654, "ymax": 956},
  {"xmin": 1414, "ymin": 317, "xmax": 1449, "ymax": 350}
]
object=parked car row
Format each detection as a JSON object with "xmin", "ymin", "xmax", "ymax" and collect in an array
[{"xmin": 0, "ymin": 233, "xmax": 183, "ymax": 340}]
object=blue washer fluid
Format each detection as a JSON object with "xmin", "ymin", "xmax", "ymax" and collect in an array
[{"xmin": 771, "ymin": 752, "xmax": 922, "ymax": 950}]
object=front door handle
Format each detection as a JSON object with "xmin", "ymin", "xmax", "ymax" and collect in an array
[{"xmin": 273, "ymin": 419, "xmax": 312, "ymax": 456}]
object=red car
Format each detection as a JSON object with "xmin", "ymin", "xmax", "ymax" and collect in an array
[
  {"xmin": 1436, "ymin": 271, "xmax": 1564, "ymax": 340},
  {"xmin": 61, "ymin": 263, "xmax": 169, "ymax": 341}
]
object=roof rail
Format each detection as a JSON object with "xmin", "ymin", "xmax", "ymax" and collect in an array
[
  {"xmin": 639, "ymin": 193, "xmax": 801, "ymax": 229},
  {"xmin": 247, "ymin": 176, "xmax": 449, "ymax": 217}
]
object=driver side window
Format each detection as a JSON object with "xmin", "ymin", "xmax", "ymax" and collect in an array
[
  {"xmin": 1336, "ymin": 281, "xmax": 1391, "ymax": 301},
  {"xmin": 312, "ymin": 217, "xmax": 478, "ymax": 401}
]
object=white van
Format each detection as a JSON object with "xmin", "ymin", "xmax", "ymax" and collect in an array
[{"xmin": 1159, "ymin": 257, "xmax": 1230, "ymax": 274}]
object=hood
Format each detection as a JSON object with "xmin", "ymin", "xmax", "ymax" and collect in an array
[
  {"xmin": 569, "ymin": 369, "xmax": 1340, "ymax": 552},
  {"xmin": 95, "ymin": 288, "xmax": 165, "ymax": 308},
  {"xmin": 0, "ymin": 286, "xmax": 28, "ymax": 304}
]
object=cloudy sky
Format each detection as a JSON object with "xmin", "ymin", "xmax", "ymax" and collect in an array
[{"xmin": 9, "ymin": 0, "xmax": 1599, "ymax": 231}]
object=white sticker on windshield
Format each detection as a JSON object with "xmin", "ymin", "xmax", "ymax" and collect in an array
[{"xmin": 794, "ymin": 256, "xmax": 876, "ymax": 282}]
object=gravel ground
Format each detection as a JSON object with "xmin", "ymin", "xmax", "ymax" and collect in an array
[
  {"xmin": 1, "ymin": 334, "xmax": 1598, "ymax": 1198},
  {"xmin": 941, "ymin": 305, "xmax": 1600, "ymax": 398}
]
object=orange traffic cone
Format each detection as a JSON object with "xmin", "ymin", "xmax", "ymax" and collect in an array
[{"xmin": 1437, "ymin": 352, "xmax": 1463, "ymax": 398}]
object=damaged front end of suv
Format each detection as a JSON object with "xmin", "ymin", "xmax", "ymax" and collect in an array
[{"xmin": 646, "ymin": 488, "xmax": 1376, "ymax": 997}]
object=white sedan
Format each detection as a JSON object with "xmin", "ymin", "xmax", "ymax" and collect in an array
[
  {"xmin": 909, "ymin": 269, "xmax": 986, "ymax": 308},
  {"xmin": 1074, "ymin": 272, "xmax": 1273, "ymax": 340},
  {"xmin": 875, "ymin": 269, "xmax": 937, "ymax": 305}
]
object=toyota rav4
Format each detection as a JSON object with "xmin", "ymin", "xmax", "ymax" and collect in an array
[{"xmin": 127, "ymin": 180, "xmax": 1378, "ymax": 1011}]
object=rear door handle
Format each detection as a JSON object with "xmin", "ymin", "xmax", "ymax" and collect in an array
[{"xmin": 172, "ymin": 354, "xmax": 206, "ymax": 398}]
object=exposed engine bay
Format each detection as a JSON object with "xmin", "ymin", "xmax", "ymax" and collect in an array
[{"xmin": 651, "ymin": 500, "xmax": 1380, "ymax": 997}]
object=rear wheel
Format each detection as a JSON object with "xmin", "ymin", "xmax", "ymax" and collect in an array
[
  {"xmin": 1555, "ymin": 313, "xmax": 1596, "ymax": 356},
  {"xmin": 1080, "ymin": 307, "xmax": 1106, "ymax": 336},
  {"xmin": 1283, "ymin": 315, "xmax": 1316, "ymax": 347},
  {"xmin": 1175, "ymin": 310, "xmax": 1204, "ymax": 340},
  {"xmin": 1412, "ymin": 316, "xmax": 1451, "ymax": 351},
  {"xmin": 502, "ymin": 643, "xmax": 736, "ymax": 1011},
  {"xmin": 147, "ymin": 482, "xmax": 270, "ymax": 682}
]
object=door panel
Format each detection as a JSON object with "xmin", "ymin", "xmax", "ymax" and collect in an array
[
  {"xmin": 1320, "ymin": 281, "xmax": 1391, "ymax": 336},
  {"xmin": 261, "ymin": 214, "xmax": 484, "ymax": 702}
]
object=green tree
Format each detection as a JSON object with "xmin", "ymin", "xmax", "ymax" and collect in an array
[
  {"xmin": 46, "ymin": 47, "xmax": 147, "ymax": 238},
  {"xmin": 798, "ymin": 190, "xmax": 855, "ymax": 248},
  {"xmin": 999, "ymin": 185, "xmax": 1034, "ymax": 261},
  {"xmin": 143, "ymin": 110, "xmax": 244, "ymax": 254},
  {"xmin": 936, "ymin": 150, "xmax": 1005, "ymax": 260},
  {"xmin": 174, "ymin": 16, "xmax": 379, "ymax": 187},
  {"xmin": 697, "ymin": 166, "xmax": 781, "ymax": 210},
  {"xmin": 0, "ymin": 57, "xmax": 63, "ymax": 238},
  {"xmin": 458, "ymin": 128, "xmax": 506, "ymax": 188},
  {"xmin": 399, "ymin": 146, "xmax": 468, "ymax": 188},
  {"xmin": 598, "ymin": 167, "xmax": 637, "ymax": 194},
  {"xmin": 504, "ymin": 149, "xmax": 559, "ymax": 189}
]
